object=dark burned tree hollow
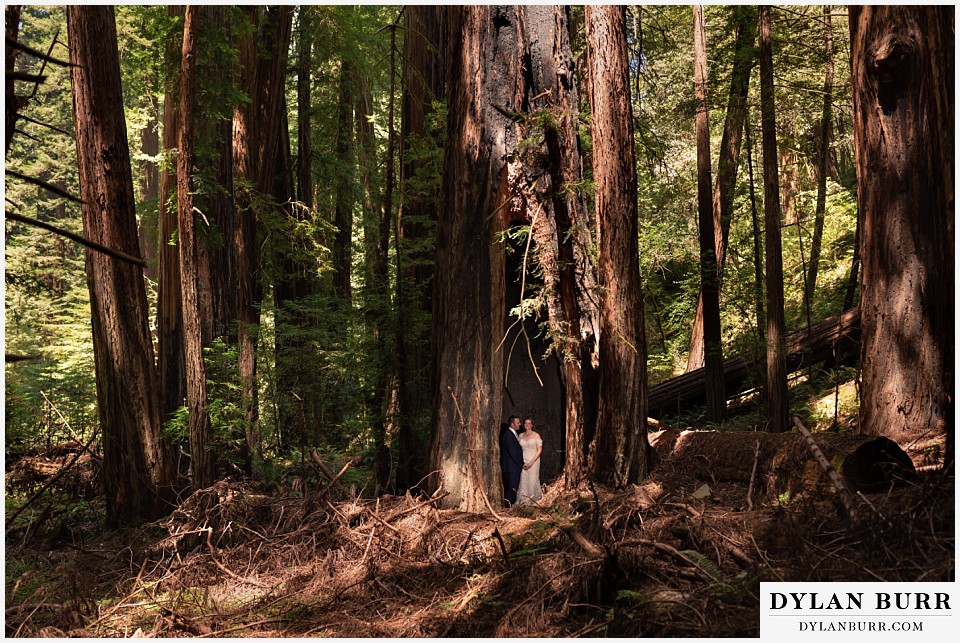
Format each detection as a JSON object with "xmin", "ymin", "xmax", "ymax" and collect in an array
[
  {"xmin": 67, "ymin": 5, "xmax": 173, "ymax": 525},
  {"xmin": 585, "ymin": 5, "xmax": 648, "ymax": 486},
  {"xmin": 850, "ymin": 6, "xmax": 954, "ymax": 463}
]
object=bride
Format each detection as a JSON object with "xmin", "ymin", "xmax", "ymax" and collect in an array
[{"xmin": 516, "ymin": 417, "xmax": 543, "ymax": 506}]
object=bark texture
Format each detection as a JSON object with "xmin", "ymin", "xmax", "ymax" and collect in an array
[
  {"xmin": 585, "ymin": 5, "xmax": 648, "ymax": 486},
  {"xmin": 850, "ymin": 7, "xmax": 954, "ymax": 457},
  {"xmin": 429, "ymin": 6, "xmax": 512, "ymax": 510},
  {"xmin": 177, "ymin": 5, "xmax": 214, "ymax": 490},
  {"xmin": 759, "ymin": 6, "xmax": 789, "ymax": 433},
  {"xmin": 67, "ymin": 5, "xmax": 172, "ymax": 525},
  {"xmin": 686, "ymin": 6, "xmax": 756, "ymax": 372},
  {"xmin": 693, "ymin": 5, "xmax": 725, "ymax": 421}
]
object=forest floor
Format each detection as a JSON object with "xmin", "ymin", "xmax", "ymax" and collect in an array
[{"xmin": 4, "ymin": 426, "xmax": 953, "ymax": 638}]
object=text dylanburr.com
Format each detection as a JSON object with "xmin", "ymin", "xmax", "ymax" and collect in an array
[{"xmin": 761, "ymin": 583, "xmax": 955, "ymax": 639}]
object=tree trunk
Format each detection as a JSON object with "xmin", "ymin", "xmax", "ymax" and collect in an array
[
  {"xmin": 758, "ymin": 6, "xmax": 789, "ymax": 433},
  {"xmin": 157, "ymin": 5, "xmax": 185, "ymax": 435},
  {"xmin": 177, "ymin": 6, "xmax": 214, "ymax": 490},
  {"xmin": 232, "ymin": 6, "xmax": 260, "ymax": 476},
  {"xmin": 745, "ymin": 110, "xmax": 766, "ymax": 350},
  {"xmin": 232, "ymin": 6, "xmax": 292, "ymax": 474},
  {"xmin": 805, "ymin": 5, "xmax": 834, "ymax": 317},
  {"xmin": 195, "ymin": 6, "xmax": 236, "ymax": 344},
  {"xmin": 332, "ymin": 58, "xmax": 355, "ymax": 305},
  {"xmin": 522, "ymin": 5, "xmax": 597, "ymax": 489},
  {"xmin": 686, "ymin": 6, "xmax": 756, "ymax": 372},
  {"xmin": 850, "ymin": 7, "xmax": 954, "ymax": 459},
  {"xmin": 5, "ymin": 5, "xmax": 24, "ymax": 154},
  {"xmin": 396, "ymin": 5, "xmax": 445, "ymax": 491},
  {"xmin": 693, "ymin": 5, "xmax": 725, "ymax": 422},
  {"xmin": 585, "ymin": 5, "xmax": 648, "ymax": 486},
  {"xmin": 429, "ymin": 6, "xmax": 510, "ymax": 511},
  {"xmin": 357, "ymin": 72, "xmax": 393, "ymax": 491},
  {"xmin": 296, "ymin": 8, "xmax": 313, "ymax": 212},
  {"xmin": 67, "ymin": 5, "xmax": 172, "ymax": 525},
  {"xmin": 138, "ymin": 98, "xmax": 160, "ymax": 283}
]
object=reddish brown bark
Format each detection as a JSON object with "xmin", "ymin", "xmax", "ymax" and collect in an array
[
  {"xmin": 759, "ymin": 5, "xmax": 790, "ymax": 433},
  {"xmin": 67, "ymin": 5, "xmax": 172, "ymax": 525},
  {"xmin": 585, "ymin": 5, "xmax": 648, "ymax": 486},
  {"xmin": 850, "ymin": 7, "xmax": 954, "ymax": 458},
  {"xmin": 177, "ymin": 5, "xmax": 214, "ymax": 490},
  {"xmin": 693, "ymin": 5, "xmax": 725, "ymax": 422},
  {"xmin": 429, "ymin": 6, "xmax": 509, "ymax": 510}
]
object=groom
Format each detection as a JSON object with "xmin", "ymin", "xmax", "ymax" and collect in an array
[{"xmin": 499, "ymin": 415, "xmax": 524, "ymax": 507}]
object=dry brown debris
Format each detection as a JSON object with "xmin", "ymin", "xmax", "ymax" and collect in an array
[{"xmin": 5, "ymin": 429, "xmax": 953, "ymax": 638}]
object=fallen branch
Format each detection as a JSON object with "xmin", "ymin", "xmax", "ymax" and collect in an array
[
  {"xmin": 5, "ymin": 210, "xmax": 148, "ymax": 267},
  {"xmin": 792, "ymin": 416, "xmax": 858, "ymax": 521},
  {"xmin": 5, "ymin": 429, "xmax": 98, "ymax": 530},
  {"xmin": 310, "ymin": 448, "xmax": 353, "ymax": 498}
]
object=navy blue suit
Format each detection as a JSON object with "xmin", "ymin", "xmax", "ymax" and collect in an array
[{"xmin": 499, "ymin": 423, "xmax": 524, "ymax": 506}]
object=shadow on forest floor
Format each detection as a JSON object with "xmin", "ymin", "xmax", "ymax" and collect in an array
[{"xmin": 4, "ymin": 427, "xmax": 953, "ymax": 637}]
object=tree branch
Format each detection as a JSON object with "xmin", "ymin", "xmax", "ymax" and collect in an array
[{"xmin": 5, "ymin": 211, "xmax": 147, "ymax": 267}]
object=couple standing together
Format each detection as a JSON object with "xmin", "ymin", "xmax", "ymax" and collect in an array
[{"xmin": 499, "ymin": 415, "xmax": 543, "ymax": 507}]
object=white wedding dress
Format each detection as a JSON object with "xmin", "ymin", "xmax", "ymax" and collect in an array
[{"xmin": 516, "ymin": 434, "xmax": 543, "ymax": 506}]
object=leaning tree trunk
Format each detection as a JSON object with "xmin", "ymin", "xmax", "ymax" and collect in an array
[
  {"xmin": 177, "ymin": 5, "xmax": 215, "ymax": 490},
  {"xmin": 67, "ymin": 5, "xmax": 173, "ymax": 525},
  {"xmin": 758, "ymin": 6, "xmax": 789, "ymax": 433},
  {"xmin": 693, "ymin": 5, "xmax": 725, "ymax": 422},
  {"xmin": 850, "ymin": 6, "xmax": 954, "ymax": 461},
  {"xmin": 429, "ymin": 6, "xmax": 511, "ymax": 511},
  {"xmin": 585, "ymin": 5, "xmax": 648, "ymax": 486},
  {"xmin": 805, "ymin": 5, "xmax": 834, "ymax": 316},
  {"xmin": 686, "ymin": 5, "xmax": 756, "ymax": 372}
]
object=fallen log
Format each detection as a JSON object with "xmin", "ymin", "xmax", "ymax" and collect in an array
[{"xmin": 649, "ymin": 307, "xmax": 860, "ymax": 416}]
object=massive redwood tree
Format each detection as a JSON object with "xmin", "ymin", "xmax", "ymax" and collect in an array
[
  {"xmin": 67, "ymin": 5, "xmax": 172, "ymax": 524},
  {"xmin": 585, "ymin": 5, "xmax": 648, "ymax": 486},
  {"xmin": 850, "ymin": 6, "xmax": 954, "ymax": 463}
]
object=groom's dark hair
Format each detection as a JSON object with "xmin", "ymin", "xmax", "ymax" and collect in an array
[{"xmin": 507, "ymin": 414, "xmax": 519, "ymax": 424}]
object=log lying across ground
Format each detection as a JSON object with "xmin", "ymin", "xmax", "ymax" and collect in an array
[{"xmin": 649, "ymin": 308, "xmax": 860, "ymax": 416}]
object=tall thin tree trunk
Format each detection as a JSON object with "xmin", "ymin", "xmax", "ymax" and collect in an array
[
  {"xmin": 805, "ymin": 5, "xmax": 834, "ymax": 314},
  {"xmin": 67, "ymin": 5, "xmax": 172, "ymax": 525},
  {"xmin": 686, "ymin": 6, "xmax": 756, "ymax": 372},
  {"xmin": 198, "ymin": 6, "xmax": 236, "ymax": 343},
  {"xmin": 850, "ymin": 6, "xmax": 954, "ymax": 461},
  {"xmin": 138, "ymin": 98, "xmax": 160, "ymax": 283},
  {"xmin": 396, "ymin": 5, "xmax": 445, "ymax": 491},
  {"xmin": 232, "ymin": 6, "xmax": 292, "ymax": 473},
  {"xmin": 745, "ymin": 110, "xmax": 766, "ymax": 348},
  {"xmin": 332, "ymin": 59, "xmax": 355, "ymax": 305},
  {"xmin": 157, "ymin": 5, "xmax": 185, "ymax": 435},
  {"xmin": 585, "ymin": 5, "xmax": 648, "ymax": 486},
  {"xmin": 232, "ymin": 6, "xmax": 261, "ymax": 476},
  {"xmin": 758, "ymin": 5, "xmax": 789, "ymax": 433},
  {"xmin": 296, "ymin": 7, "xmax": 312, "ymax": 211},
  {"xmin": 693, "ymin": 5, "xmax": 725, "ymax": 421},
  {"xmin": 177, "ymin": 5, "xmax": 214, "ymax": 489}
]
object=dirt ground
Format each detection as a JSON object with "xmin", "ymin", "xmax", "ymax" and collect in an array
[{"xmin": 5, "ymin": 429, "xmax": 954, "ymax": 637}]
